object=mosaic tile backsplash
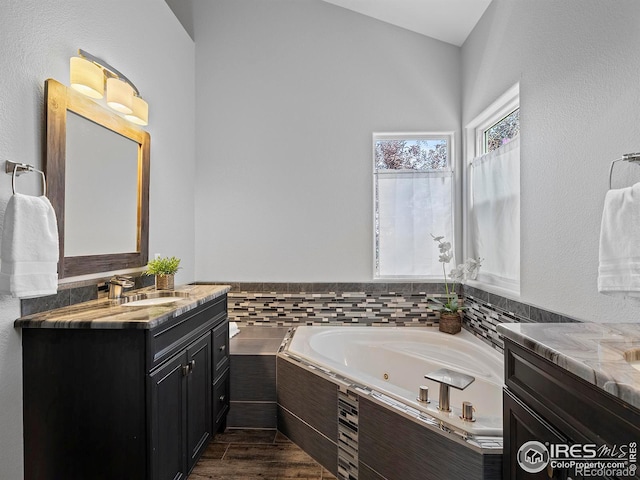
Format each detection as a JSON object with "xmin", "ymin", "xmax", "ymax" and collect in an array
[
  {"xmin": 223, "ymin": 282, "xmax": 581, "ymax": 353},
  {"xmin": 228, "ymin": 290, "xmax": 440, "ymax": 327},
  {"xmin": 462, "ymin": 286, "xmax": 580, "ymax": 352}
]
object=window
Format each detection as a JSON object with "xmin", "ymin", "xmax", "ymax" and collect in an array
[
  {"xmin": 484, "ymin": 108, "xmax": 519, "ymax": 153},
  {"xmin": 465, "ymin": 84, "xmax": 520, "ymax": 294},
  {"xmin": 373, "ymin": 133, "xmax": 454, "ymax": 279}
]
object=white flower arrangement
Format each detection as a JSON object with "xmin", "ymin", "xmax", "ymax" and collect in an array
[{"xmin": 431, "ymin": 234, "xmax": 482, "ymax": 313}]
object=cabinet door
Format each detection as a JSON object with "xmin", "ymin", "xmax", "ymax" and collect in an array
[
  {"xmin": 150, "ymin": 351, "xmax": 188, "ymax": 480},
  {"xmin": 186, "ymin": 333, "xmax": 212, "ymax": 470},
  {"xmin": 504, "ymin": 389, "xmax": 569, "ymax": 480}
]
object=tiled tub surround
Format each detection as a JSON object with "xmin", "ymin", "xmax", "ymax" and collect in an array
[
  {"xmin": 222, "ymin": 282, "xmax": 581, "ymax": 354},
  {"xmin": 277, "ymin": 341, "xmax": 503, "ymax": 480},
  {"xmin": 498, "ymin": 322, "xmax": 640, "ymax": 410}
]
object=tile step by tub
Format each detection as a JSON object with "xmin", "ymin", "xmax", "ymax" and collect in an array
[{"xmin": 228, "ymin": 327, "xmax": 289, "ymax": 429}]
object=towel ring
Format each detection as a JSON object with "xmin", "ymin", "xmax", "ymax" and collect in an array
[
  {"xmin": 608, "ymin": 158, "xmax": 623, "ymax": 190},
  {"xmin": 609, "ymin": 153, "xmax": 640, "ymax": 189},
  {"xmin": 7, "ymin": 161, "xmax": 46, "ymax": 196}
]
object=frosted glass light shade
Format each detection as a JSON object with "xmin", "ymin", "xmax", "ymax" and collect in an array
[
  {"xmin": 70, "ymin": 57, "xmax": 104, "ymax": 99},
  {"xmin": 125, "ymin": 96, "xmax": 149, "ymax": 125},
  {"xmin": 106, "ymin": 77, "xmax": 133, "ymax": 114}
]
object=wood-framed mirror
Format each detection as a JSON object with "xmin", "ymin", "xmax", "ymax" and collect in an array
[{"xmin": 45, "ymin": 78, "xmax": 150, "ymax": 279}]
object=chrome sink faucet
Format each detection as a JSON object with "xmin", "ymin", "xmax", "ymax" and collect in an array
[
  {"xmin": 424, "ymin": 368, "xmax": 476, "ymax": 413},
  {"xmin": 107, "ymin": 275, "xmax": 135, "ymax": 299}
]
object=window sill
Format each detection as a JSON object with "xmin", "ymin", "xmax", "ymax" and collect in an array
[{"xmin": 463, "ymin": 279, "xmax": 520, "ymax": 301}]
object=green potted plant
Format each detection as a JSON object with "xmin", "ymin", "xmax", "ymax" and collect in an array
[
  {"xmin": 145, "ymin": 256, "xmax": 181, "ymax": 290},
  {"xmin": 431, "ymin": 235, "xmax": 482, "ymax": 334}
]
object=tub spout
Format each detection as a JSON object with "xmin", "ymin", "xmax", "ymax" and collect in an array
[{"xmin": 424, "ymin": 368, "xmax": 475, "ymax": 413}]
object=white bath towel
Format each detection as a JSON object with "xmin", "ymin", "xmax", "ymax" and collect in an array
[
  {"xmin": 598, "ymin": 183, "xmax": 640, "ymax": 297},
  {"xmin": 0, "ymin": 194, "xmax": 59, "ymax": 298}
]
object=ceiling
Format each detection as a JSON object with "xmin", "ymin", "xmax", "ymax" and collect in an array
[{"xmin": 321, "ymin": 0, "xmax": 492, "ymax": 46}]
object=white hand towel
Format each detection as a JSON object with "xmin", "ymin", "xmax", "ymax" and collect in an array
[
  {"xmin": 0, "ymin": 194, "xmax": 59, "ymax": 298},
  {"xmin": 598, "ymin": 183, "xmax": 640, "ymax": 297}
]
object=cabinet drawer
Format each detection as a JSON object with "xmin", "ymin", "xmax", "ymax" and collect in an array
[
  {"xmin": 148, "ymin": 296, "xmax": 227, "ymax": 370},
  {"xmin": 505, "ymin": 339, "xmax": 640, "ymax": 447},
  {"xmin": 213, "ymin": 320, "xmax": 229, "ymax": 379},
  {"xmin": 213, "ymin": 368, "xmax": 230, "ymax": 430}
]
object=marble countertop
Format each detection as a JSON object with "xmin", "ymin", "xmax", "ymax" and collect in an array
[
  {"xmin": 498, "ymin": 322, "xmax": 640, "ymax": 410},
  {"xmin": 14, "ymin": 284, "xmax": 230, "ymax": 330}
]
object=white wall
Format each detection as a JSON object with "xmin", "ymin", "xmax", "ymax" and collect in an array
[
  {"xmin": 193, "ymin": 0, "xmax": 461, "ymax": 282},
  {"xmin": 462, "ymin": 0, "xmax": 640, "ymax": 322},
  {"xmin": 0, "ymin": 1, "xmax": 195, "ymax": 477},
  {"xmin": 3, "ymin": 0, "xmax": 637, "ymax": 474}
]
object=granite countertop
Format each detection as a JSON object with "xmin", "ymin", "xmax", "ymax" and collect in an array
[
  {"xmin": 14, "ymin": 284, "xmax": 230, "ymax": 330},
  {"xmin": 498, "ymin": 322, "xmax": 640, "ymax": 410}
]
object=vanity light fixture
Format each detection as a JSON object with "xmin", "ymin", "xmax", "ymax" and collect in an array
[
  {"xmin": 106, "ymin": 77, "xmax": 134, "ymax": 114},
  {"xmin": 69, "ymin": 49, "xmax": 149, "ymax": 125},
  {"xmin": 69, "ymin": 56, "xmax": 103, "ymax": 99},
  {"xmin": 125, "ymin": 93, "xmax": 149, "ymax": 126}
]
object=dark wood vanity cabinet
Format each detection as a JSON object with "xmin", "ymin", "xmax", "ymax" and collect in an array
[
  {"xmin": 22, "ymin": 294, "xmax": 229, "ymax": 480},
  {"xmin": 503, "ymin": 339, "xmax": 640, "ymax": 480}
]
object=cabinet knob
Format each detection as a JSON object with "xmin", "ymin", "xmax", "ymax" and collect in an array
[
  {"xmin": 219, "ymin": 395, "xmax": 225, "ymax": 402},
  {"xmin": 219, "ymin": 345, "xmax": 226, "ymax": 352},
  {"xmin": 182, "ymin": 360, "xmax": 196, "ymax": 376}
]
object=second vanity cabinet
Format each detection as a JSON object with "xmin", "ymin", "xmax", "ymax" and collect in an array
[
  {"xmin": 503, "ymin": 337, "xmax": 640, "ymax": 480},
  {"xmin": 19, "ymin": 288, "xmax": 229, "ymax": 480}
]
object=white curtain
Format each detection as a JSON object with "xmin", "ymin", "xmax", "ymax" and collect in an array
[
  {"xmin": 469, "ymin": 136, "xmax": 520, "ymax": 291},
  {"xmin": 376, "ymin": 170, "xmax": 453, "ymax": 278}
]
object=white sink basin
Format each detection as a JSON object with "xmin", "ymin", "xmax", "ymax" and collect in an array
[
  {"xmin": 122, "ymin": 297, "xmax": 181, "ymax": 307},
  {"xmin": 120, "ymin": 291, "xmax": 190, "ymax": 307}
]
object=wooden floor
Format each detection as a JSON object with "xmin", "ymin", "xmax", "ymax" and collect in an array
[{"xmin": 189, "ymin": 429, "xmax": 338, "ymax": 480}]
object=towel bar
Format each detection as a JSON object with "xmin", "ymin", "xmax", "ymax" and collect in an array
[{"xmin": 4, "ymin": 160, "xmax": 46, "ymax": 196}]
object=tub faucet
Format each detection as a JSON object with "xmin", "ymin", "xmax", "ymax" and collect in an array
[
  {"xmin": 424, "ymin": 368, "xmax": 475, "ymax": 413},
  {"xmin": 108, "ymin": 275, "xmax": 135, "ymax": 299}
]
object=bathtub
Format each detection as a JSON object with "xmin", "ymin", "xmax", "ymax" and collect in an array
[{"xmin": 285, "ymin": 325, "xmax": 504, "ymax": 438}]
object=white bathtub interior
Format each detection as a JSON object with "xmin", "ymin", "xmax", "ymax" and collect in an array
[{"xmin": 286, "ymin": 326, "xmax": 504, "ymax": 437}]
